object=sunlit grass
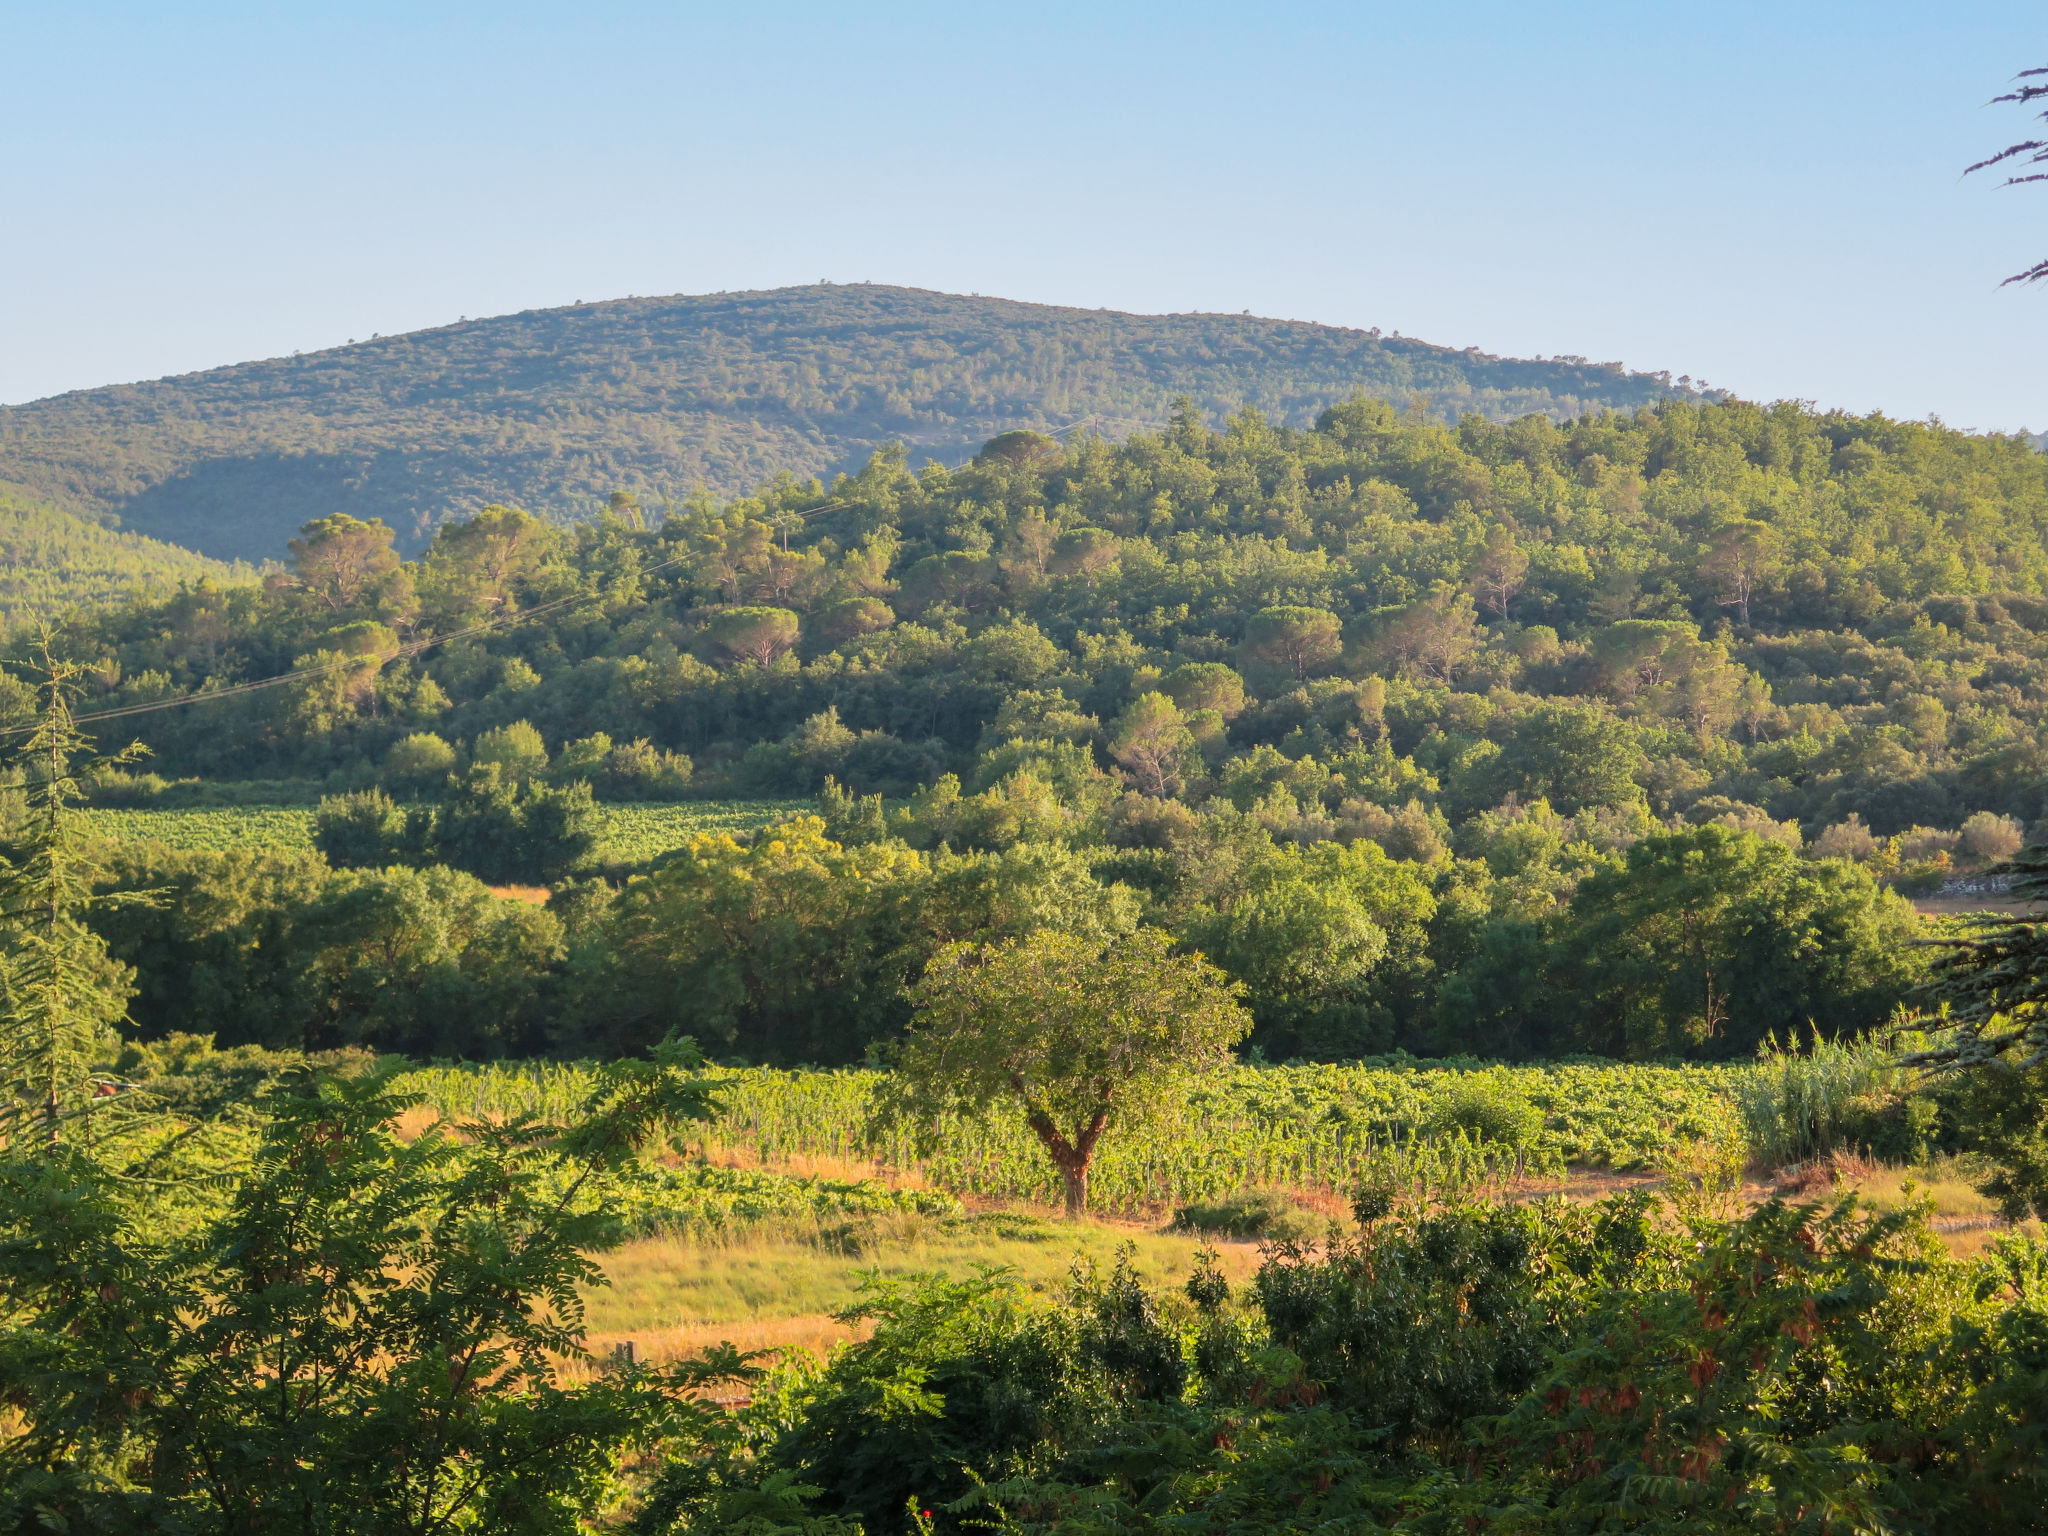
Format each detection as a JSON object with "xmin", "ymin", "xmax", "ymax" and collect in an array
[{"xmin": 575, "ymin": 1208, "xmax": 1268, "ymax": 1371}]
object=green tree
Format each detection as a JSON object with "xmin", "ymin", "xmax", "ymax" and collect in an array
[
  {"xmin": 1699, "ymin": 518, "xmax": 1779, "ymax": 626},
  {"xmin": 1240, "ymin": 605, "xmax": 1342, "ymax": 683},
  {"xmin": 0, "ymin": 648, "xmax": 146, "ymax": 1148},
  {"xmin": 701, "ymin": 605, "xmax": 800, "ymax": 667},
  {"xmin": 0, "ymin": 1042, "xmax": 719, "ymax": 1533},
  {"xmin": 1914, "ymin": 837, "xmax": 2048, "ymax": 1217},
  {"xmin": 1106, "ymin": 692, "xmax": 1198, "ymax": 798},
  {"xmin": 582, "ymin": 817, "xmax": 926, "ymax": 1063},
  {"xmin": 1469, "ymin": 523, "xmax": 1529, "ymax": 619},
  {"xmin": 417, "ymin": 503, "xmax": 558, "ymax": 622},
  {"xmin": 1159, "ymin": 661, "xmax": 1247, "ymax": 719},
  {"xmin": 433, "ymin": 768, "xmax": 600, "ymax": 886},
  {"xmin": 473, "ymin": 719, "xmax": 551, "ymax": 780},
  {"xmin": 283, "ymin": 514, "xmax": 414, "ymax": 619},
  {"xmin": 382, "ymin": 730, "xmax": 458, "ymax": 788},
  {"xmin": 891, "ymin": 927, "xmax": 1250, "ymax": 1216},
  {"xmin": 1189, "ymin": 878, "xmax": 1388, "ymax": 1058},
  {"xmin": 1455, "ymin": 701, "xmax": 1643, "ymax": 817},
  {"xmin": 1567, "ymin": 826, "xmax": 1923, "ymax": 1057},
  {"xmin": 289, "ymin": 865, "xmax": 567, "ymax": 1056}
]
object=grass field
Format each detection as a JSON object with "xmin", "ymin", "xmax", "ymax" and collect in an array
[
  {"xmin": 574, "ymin": 1212, "xmax": 1269, "ymax": 1370},
  {"xmin": 82, "ymin": 798, "xmax": 806, "ymax": 863}
]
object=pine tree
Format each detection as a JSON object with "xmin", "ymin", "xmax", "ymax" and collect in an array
[
  {"xmin": 0, "ymin": 641, "xmax": 145, "ymax": 1149},
  {"xmin": 1918, "ymin": 837, "xmax": 2048, "ymax": 1070}
]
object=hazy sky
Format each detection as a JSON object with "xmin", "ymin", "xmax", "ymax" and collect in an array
[{"xmin": 4, "ymin": 2, "xmax": 2043, "ymax": 429}]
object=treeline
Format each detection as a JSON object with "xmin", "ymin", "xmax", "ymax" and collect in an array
[{"xmin": 83, "ymin": 813, "xmax": 1920, "ymax": 1064}]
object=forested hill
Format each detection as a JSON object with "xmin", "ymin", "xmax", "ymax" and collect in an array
[
  {"xmin": 0, "ymin": 284, "xmax": 1700, "ymax": 561},
  {"xmin": 0, "ymin": 484, "xmax": 252, "ymax": 629}
]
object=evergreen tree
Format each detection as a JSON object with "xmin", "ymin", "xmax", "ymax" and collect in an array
[
  {"xmin": 1914, "ymin": 837, "xmax": 2048, "ymax": 1217},
  {"xmin": 1920, "ymin": 837, "xmax": 2048, "ymax": 1070},
  {"xmin": 0, "ymin": 643, "xmax": 145, "ymax": 1148}
]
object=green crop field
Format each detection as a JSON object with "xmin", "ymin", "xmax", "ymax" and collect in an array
[
  {"xmin": 81, "ymin": 799, "xmax": 806, "ymax": 864},
  {"xmin": 394, "ymin": 1057, "xmax": 1777, "ymax": 1214}
]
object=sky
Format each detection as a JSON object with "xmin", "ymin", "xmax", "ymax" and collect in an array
[{"xmin": 3, "ymin": 2, "xmax": 2044, "ymax": 430}]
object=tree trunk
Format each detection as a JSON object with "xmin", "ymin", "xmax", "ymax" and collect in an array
[
  {"xmin": 1020, "ymin": 1099, "xmax": 1109, "ymax": 1220},
  {"xmin": 1060, "ymin": 1160, "xmax": 1088, "ymax": 1220}
]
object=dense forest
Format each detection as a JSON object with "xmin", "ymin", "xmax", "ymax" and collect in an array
[
  {"xmin": 11, "ymin": 392, "xmax": 2047, "ymax": 1065},
  {"xmin": 0, "ymin": 484, "xmax": 252, "ymax": 628},
  {"xmin": 0, "ymin": 285, "xmax": 1702, "ymax": 559}
]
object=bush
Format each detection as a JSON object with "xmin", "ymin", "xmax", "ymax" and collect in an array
[
  {"xmin": 1424, "ymin": 1076, "xmax": 1543, "ymax": 1148},
  {"xmin": 1961, "ymin": 809, "xmax": 2027, "ymax": 862},
  {"xmin": 316, "ymin": 770, "xmax": 600, "ymax": 885},
  {"xmin": 1893, "ymin": 857, "xmax": 1952, "ymax": 896},
  {"xmin": 313, "ymin": 787, "xmax": 422, "ymax": 869},
  {"xmin": 1838, "ymin": 1087, "xmax": 1949, "ymax": 1164},
  {"xmin": 1171, "ymin": 1189, "xmax": 1318, "ymax": 1242}
]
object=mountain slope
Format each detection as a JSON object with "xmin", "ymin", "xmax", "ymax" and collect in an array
[
  {"xmin": 0, "ymin": 285, "xmax": 1698, "ymax": 561},
  {"xmin": 0, "ymin": 484, "xmax": 254, "ymax": 630}
]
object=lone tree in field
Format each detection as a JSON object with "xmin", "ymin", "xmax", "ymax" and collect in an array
[{"xmin": 891, "ymin": 927, "xmax": 1251, "ymax": 1217}]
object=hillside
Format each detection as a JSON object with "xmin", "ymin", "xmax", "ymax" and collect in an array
[
  {"xmin": 0, "ymin": 284, "xmax": 1699, "ymax": 560},
  {"xmin": 0, "ymin": 484, "xmax": 253, "ymax": 629},
  {"xmin": 48, "ymin": 393, "xmax": 2044, "ymax": 1059}
]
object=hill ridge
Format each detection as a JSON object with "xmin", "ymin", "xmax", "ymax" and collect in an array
[{"xmin": 0, "ymin": 283, "xmax": 1700, "ymax": 561}]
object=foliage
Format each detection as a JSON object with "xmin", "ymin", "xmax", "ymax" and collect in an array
[
  {"xmin": 578, "ymin": 817, "xmax": 928, "ymax": 1062},
  {"xmin": 1731, "ymin": 1030, "xmax": 1901, "ymax": 1167},
  {"xmin": 0, "ymin": 484, "xmax": 254, "ymax": 628},
  {"xmin": 92, "ymin": 843, "xmax": 566, "ymax": 1055},
  {"xmin": 0, "ymin": 1041, "xmax": 721, "ymax": 1534},
  {"xmin": 77, "ymin": 799, "xmax": 792, "ymax": 863},
  {"xmin": 759, "ymin": 1268, "xmax": 1126, "ymax": 1535},
  {"xmin": 0, "ymin": 647, "xmax": 149, "ymax": 1149},
  {"xmin": 315, "ymin": 767, "xmax": 603, "ymax": 885},
  {"xmin": 888, "ymin": 928, "xmax": 1253, "ymax": 1214},
  {"xmin": 31, "ymin": 386, "xmax": 2048, "ymax": 1055},
  {"xmin": 1447, "ymin": 826, "xmax": 1925, "ymax": 1059},
  {"xmin": 1912, "ymin": 835, "xmax": 2048, "ymax": 1215},
  {"xmin": 672, "ymin": 1194, "xmax": 2048, "ymax": 1535}
]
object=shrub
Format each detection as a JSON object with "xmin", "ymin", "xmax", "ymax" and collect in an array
[
  {"xmin": 1425, "ymin": 1076, "xmax": 1543, "ymax": 1148},
  {"xmin": 1961, "ymin": 809, "xmax": 2027, "ymax": 862},
  {"xmin": 1171, "ymin": 1190, "xmax": 1318, "ymax": 1242}
]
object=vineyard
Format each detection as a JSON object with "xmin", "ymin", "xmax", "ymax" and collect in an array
[
  {"xmin": 392, "ymin": 1055, "xmax": 1831, "ymax": 1216},
  {"xmin": 82, "ymin": 799, "xmax": 801, "ymax": 863}
]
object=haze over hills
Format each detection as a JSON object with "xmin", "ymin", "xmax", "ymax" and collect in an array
[{"xmin": 0, "ymin": 284, "xmax": 1704, "ymax": 562}]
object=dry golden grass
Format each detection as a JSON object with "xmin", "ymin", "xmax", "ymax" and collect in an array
[
  {"xmin": 574, "ymin": 1207, "xmax": 1267, "ymax": 1373},
  {"xmin": 487, "ymin": 884, "xmax": 551, "ymax": 905}
]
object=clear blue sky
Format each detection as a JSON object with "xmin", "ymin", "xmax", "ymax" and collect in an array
[{"xmin": 4, "ymin": 2, "xmax": 2043, "ymax": 430}]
